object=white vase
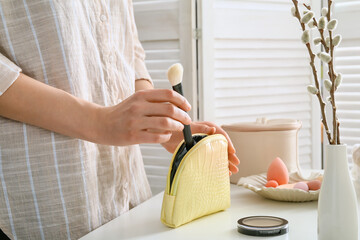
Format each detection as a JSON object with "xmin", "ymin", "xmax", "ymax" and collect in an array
[{"xmin": 318, "ymin": 144, "xmax": 359, "ymax": 240}]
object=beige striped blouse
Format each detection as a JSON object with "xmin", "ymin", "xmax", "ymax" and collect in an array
[{"xmin": 0, "ymin": 1, "xmax": 152, "ymax": 239}]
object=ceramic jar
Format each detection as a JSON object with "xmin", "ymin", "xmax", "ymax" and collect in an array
[{"xmin": 222, "ymin": 118, "xmax": 302, "ymax": 184}]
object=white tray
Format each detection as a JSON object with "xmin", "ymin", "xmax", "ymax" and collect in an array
[{"xmin": 237, "ymin": 171, "xmax": 323, "ymax": 202}]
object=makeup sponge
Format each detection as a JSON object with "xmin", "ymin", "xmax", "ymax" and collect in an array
[
  {"xmin": 267, "ymin": 157, "xmax": 289, "ymax": 185},
  {"xmin": 265, "ymin": 180, "xmax": 279, "ymax": 188},
  {"xmin": 307, "ymin": 180, "xmax": 322, "ymax": 190},
  {"xmin": 293, "ymin": 182, "xmax": 309, "ymax": 191}
]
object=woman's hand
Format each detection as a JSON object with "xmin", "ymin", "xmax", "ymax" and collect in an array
[
  {"xmin": 161, "ymin": 121, "xmax": 240, "ymax": 175},
  {"xmin": 97, "ymin": 89, "xmax": 192, "ymax": 146}
]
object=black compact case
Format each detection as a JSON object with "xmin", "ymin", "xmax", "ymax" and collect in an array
[{"xmin": 237, "ymin": 216, "xmax": 289, "ymax": 237}]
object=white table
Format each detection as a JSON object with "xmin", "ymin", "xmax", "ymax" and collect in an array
[{"xmin": 80, "ymin": 184, "xmax": 356, "ymax": 240}]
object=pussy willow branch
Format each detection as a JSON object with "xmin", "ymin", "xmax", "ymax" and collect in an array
[
  {"xmin": 326, "ymin": 0, "xmax": 340, "ymax": 144},
  {"xmin": 303, "ymin": 4, "xmax": 329, "ymax": 53},
  {"xmin": 316, "ymin": 25, "xmax": 330, "ymax": 53},
  {"xmin": 304, "ymin": 2, "xmax": 337, "ymax": 144},
  {"xmin": 292, "ymin": 0, "xmax": 332, "ymax": 144},
  {"xmin": 337, "ymin": 121, "xmax": 340, "ymax": 144}
]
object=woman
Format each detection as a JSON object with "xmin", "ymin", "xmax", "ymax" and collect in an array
[{"xmin": 0, "ymin": 1, "xmax": 239, "ymax": 239}]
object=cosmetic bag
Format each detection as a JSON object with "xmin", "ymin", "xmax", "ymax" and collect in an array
[{"xmin": 161, "ymin": 134, "xmax": 231, "ymax": 228}]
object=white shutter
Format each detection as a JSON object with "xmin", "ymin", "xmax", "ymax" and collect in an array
[
  {"xmin": 332, "ymin": 0, "xmax": 360, "ymax": 162},
  {"xmin": 199, "ymin": 0, "xmax": 321, "ymax": 169},
  {"xmin": 133, "ymin": 0, "xmax": 197, "ymax": 194}
]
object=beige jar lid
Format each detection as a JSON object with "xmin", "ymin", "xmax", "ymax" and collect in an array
[{"xmin": 222, "ymin": 118, "xmax": 302, "ymax": 132}]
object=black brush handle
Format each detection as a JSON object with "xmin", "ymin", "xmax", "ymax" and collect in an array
[{"xmin": 172, "ymin": 83, "xmax": 194, "ymax": 150}]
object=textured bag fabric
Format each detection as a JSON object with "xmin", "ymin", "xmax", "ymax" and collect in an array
[{"xmin": 161, "ymin": 134, "xmax": 231, "ymax": 228}]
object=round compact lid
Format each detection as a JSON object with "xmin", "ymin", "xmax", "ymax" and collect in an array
[
  {"xmin": 222, "ymin": 118, "xmax": 302, "ymax": 132},
  {"xmin": 237, "ymin": 215, "xmax": 289, "ymax": 237}
]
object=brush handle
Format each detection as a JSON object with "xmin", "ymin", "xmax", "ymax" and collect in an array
[
  {"xmin": 172, "ymin": 83, "xmax": 194, "ymax": 150},
  {"xmin": 183, "ymin": 126, "xmax": 194, "ymax": 151}
]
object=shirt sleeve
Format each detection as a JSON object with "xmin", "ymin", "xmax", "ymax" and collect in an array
[
  {"xmin": 0, "ymin": 53, "xmax": 21, "ymax": 96},
  {"xmin": 128, "ymin": 0, "xmax": 153, "ymax": 86}
]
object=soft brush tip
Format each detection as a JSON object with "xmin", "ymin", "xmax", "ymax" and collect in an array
[{"xmin": 167, "ymin": 63, "xmax": 183, "ymax": 86}]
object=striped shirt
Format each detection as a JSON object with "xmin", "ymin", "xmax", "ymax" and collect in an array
[{"xmin": 0, "ymin": 1, "xmax": 152, "ymax": 239}]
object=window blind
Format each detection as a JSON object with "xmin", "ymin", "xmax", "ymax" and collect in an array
[
  {"xmin": 200, "ymin": 0, "xmax": 321, "ymax": 169},
  {"xmin": 332, "ymin": 0, "xmax": 360, "ymax": 162}
]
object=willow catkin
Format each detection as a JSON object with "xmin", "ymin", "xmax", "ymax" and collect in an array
[
  {"xmin": 302, "ymin": 30, "xmax": 310, "ymax": 44},
  {"xmin": 318, "ymin": 17, "xmax": 326, "ymax": 30},
  {"xmin": 291, "ymin": 7, "xmax": 296, "ymax": 17},
  {"xmin": 308, "ymin": 21, "xmax": 316, "ymax": 28},
  {"xmin": 333, "ymin": 35, "xmax": 342, "ymax": 46},
  {"xmin": 301, "ymin": 11, "xmax": 314, "ymax": 24},
  {"xmin": 321, "ymin": 7, "xmax": 328, "ymax": 17},
  {"xmin": 325, "ymin": 37, "xmax": 330, "ymax": 47},
  {"xmin": 313, "ymin": 37, "xmax": 322, "ymax": 45},
  {"xmin": 318, "ymin": 52, "xmax": 332, "ymax": 63},
  {"xmin": 324, "ymin": 79, "xmax": 332, "ymax": 91},
  {"xmin": 327, "ymin": 19, "xmax": 338, "ymax": 31},
  {"xmin": 307, "ymin": 85, "xmax": 319, "ymax": 95},
  {"xmin": 335, "ymin": 74, "xmax": 342, "ymax": 89}
]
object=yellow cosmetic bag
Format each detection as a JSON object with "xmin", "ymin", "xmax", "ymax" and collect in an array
[{"xmin": 161, "ymin": 134, "xmax": 231, "ymax": 228}]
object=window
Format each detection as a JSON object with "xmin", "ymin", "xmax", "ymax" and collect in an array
[
  {"xmin": 331, "ymin": 0, "xmax": 360, "ymax": 163},
  {"xmin": 199, "ymin": 0, "xmax": 320, "ymax": 169}
]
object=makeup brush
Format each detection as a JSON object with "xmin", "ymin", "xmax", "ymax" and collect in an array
[{"xmin": 167, "ymin": 63, "xmax": 194, "ymax": 150}]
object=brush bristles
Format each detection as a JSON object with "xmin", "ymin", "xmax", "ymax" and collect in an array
[{"xmin": 167, "ymin": 63, "xmax": 183, "ymax": 86}]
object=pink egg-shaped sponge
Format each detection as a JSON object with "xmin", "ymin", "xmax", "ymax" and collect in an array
[
  {"xmin": 265, "ymin": 180, "xmax": 279, "ymax": 188},
  {"xmin": 267, "ymin": 157, "xmax": 289, "ymax": 185},
  {"xmin": 307, "ymin": 180, "xmax": 322, "ymax": 191},
  {"xmin": 293, "ymin": 182, "xmax": 309, "ymax": 191},
  {"xmin": 277, "ymin": 183, "xmax": 295, "ymax": 189}
]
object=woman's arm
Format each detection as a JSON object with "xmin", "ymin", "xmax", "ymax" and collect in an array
[
  {"xmin": 135, "ymin": 79, "xmax": 153, "ymax": 92},
  {"xmin": 0, "ymin": 73, "xmax": 191, "ymax": 145},
  {"xmin": 0, "ymin": 73, "xmax": 102, "ymax": 141}
]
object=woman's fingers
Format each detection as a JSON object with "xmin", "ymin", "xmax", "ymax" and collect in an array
[
  {"xmin": 104, "ymin": 88, "xmax": 193, "ymax": 146},
  {"xmin": 190, "ymin": 122, "xmax": 216, "ymax": 135},
  {"xmin": 140, "ymin": 117, "xmax": 184, "ymax": 132},
  {"xmin": 136, "ymin": 89, "xmax": 191, "ymax": 112},
  {"xmin": 229, "ymin": 161, "xmax": 238, "ymax": 174},
  {"xmin": 200, "ymin": 121, "xmax": 236, "ymax": 154},
  {"xmin": 136, "ymin": 131, "xmax": 172, "ymax": 144},
  {"xmin": 215, "ymin": 127, "xmax": 236, "ymax": 154},
  {"xmin": 143, "ymin": 102, "xmax": 191, "ymax": 125},
  {"xmin": 229, "ymin": 152, "xmax": 240, "ymax": 165}
]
